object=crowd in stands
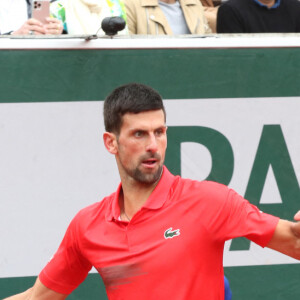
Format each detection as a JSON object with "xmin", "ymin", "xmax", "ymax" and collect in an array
[{"xmin": 1, "ymin": 0, "xmax": 300, "ymax": 36}]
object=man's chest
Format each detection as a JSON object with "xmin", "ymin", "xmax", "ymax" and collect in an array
[{"xmin": 81, "ymin": 201, "xmax": 220, "ymax": 274}]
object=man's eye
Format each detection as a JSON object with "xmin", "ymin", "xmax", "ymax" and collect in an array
[
  {"xmin": 155, "ymin": 129, "xmax": 164, "ymax": 136},
  {"xmin": 134, "ymin": 131, "xmax": 144, "ymax": 137}
]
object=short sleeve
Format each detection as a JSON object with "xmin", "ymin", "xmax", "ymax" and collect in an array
[
  {"xmin": 220, "ymin": 187, "xmax": 279, "ymax": 247},
  {"xmin": 39, "ymin": 215, "xmax": 92, "ymax": 294}
]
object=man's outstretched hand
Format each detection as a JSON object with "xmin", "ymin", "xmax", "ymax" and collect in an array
[
  {"xmin": 292, "ymin": 211, "xmax": 300, "ymax": 239},
  {"xmin": 294, "ymin": 210, "xmax": 300, "ymax": 221}
]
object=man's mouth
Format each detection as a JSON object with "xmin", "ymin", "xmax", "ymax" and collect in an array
[
  {"xmin": 142, "ymin": 158, "xmax": 157, "ymax": 166},
  {"xmin": 140, "ymin": 153, "xmax": 161, "ymax": 169}
]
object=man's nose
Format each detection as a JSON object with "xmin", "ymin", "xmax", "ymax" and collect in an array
[{"xmin": 146, "ymin": 133, "xmax": 158, "ymax": 152}]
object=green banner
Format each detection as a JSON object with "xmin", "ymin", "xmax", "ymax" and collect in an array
[{"xmin": 1, "ymin": 47, "xmax": 300, "ymax": 103}]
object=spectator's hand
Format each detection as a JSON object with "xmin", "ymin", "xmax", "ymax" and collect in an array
[
  {"xmin": 11, "ymin": 18, "xmax": 46, "ymax": 35},
  {"xmin": 11, "ymin": 18, "xmax": 63, "ymax": 36},
  {"xmin": 44, "ymin": 17, "xmax": 63, "ymax": 35},
  {"xmin": 294, "ymin": 210, "xmax": 300, "ymax": 221}
]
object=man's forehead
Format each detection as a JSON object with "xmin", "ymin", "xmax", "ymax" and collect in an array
[{"xmin": 121, "ymin": 110, "xmax": 165, "ymax": 128}]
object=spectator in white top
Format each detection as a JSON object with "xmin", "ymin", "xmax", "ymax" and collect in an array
[{"xmin": 0, "ymin": 0, "xmax": 63, "ymax": 35}]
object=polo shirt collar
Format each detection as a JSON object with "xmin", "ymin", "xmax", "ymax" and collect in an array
[
  {"xmin": 253, "ymin": 0, "xmax": 281, "ymax": 9},
  {"xmin": 106, "ymin": 166, "xmax": 175, "ymax": 221},
  {"xmin": 143, "ymin": 166, "xmax": 175, "ymax": 209}
]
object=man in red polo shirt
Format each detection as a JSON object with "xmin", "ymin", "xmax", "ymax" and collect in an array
[{"xmin": 5, "ymin": 83, "xmax": 300, "ymax": 300}]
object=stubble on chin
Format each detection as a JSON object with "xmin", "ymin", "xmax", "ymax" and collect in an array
[{"xmin": 132, "ymin": 164, "xmax": 163, "ymax": 184}]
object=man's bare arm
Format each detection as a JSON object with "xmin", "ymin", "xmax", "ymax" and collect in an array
[
  {"xmin": 4, "ymin": 278, "xmax": 67, "ymax": 300},
  {"xmin": 3, "ymin": 288, "xmax": 32, "ymax": 300},
  {"xmin": 266, "ymin": 211, "xmax": 300, "ymax": 260}
]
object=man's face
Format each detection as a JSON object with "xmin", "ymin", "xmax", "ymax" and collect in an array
[{"xmin": 116, "ymin": 110, "xmax": 167, "ymax": 184}]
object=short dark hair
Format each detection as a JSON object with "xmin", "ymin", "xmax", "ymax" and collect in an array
[{"xmin": 104, "ymin": 83, "xmax": 166, "ymax": 134}]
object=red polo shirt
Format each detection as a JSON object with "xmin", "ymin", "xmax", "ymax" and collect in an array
[{"xmin": 39, "ymin": 167, "xmax": 279, "ymax": 299}]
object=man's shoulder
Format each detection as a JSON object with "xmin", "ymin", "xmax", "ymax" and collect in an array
[
  {"xmin": 173, "ymin": 178, "xmax": 233, "ymax": 211},
  {"xmin": 73, "ymin": 193, "xmax": 115, "ymax": 222},
  {"xmin": 177, "ymin": 177, "xmax": 229, "ymax": 197},
  {"xmin": 179, "ymin": 176, "xmax": 225, "ymax": 187}
]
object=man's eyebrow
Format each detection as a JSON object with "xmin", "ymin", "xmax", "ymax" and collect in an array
[
  {"xmin": 129, "ymin": 124, "xmax": 166, "ymax": 131},
  {"xmin": 130, "ymin": 128, "xmax": 146, "ymax": 132},
  {"xmin": 156, "ymin": 125, "xmax": 167, "ymax": 130}
]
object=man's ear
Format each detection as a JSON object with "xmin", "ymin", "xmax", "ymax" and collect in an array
[{"xmin": 103, "ymin": 132, "xmax": 118, "ymax": 154}]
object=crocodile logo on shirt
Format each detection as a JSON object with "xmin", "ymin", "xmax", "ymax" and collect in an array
[{"xmin": 164, "ymin": 227, "xmax": 180, "ymax": 239}]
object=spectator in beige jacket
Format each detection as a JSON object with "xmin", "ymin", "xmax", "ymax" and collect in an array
[{"xmin": 124, "ymin": 0, "xmax": 212, "ymax": 34}]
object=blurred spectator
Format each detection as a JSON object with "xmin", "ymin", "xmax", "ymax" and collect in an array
[
  {"xmin": 51, "ymin": 0, "xmax": 128, "ymax": 35},
  {"xmin": 217, "ymin": 0, "xmax": 300, "ymax": 33},
  {"xmin": 124, "ymin": 0, "xmax": 212, "ymax": 34},
  {"xmin": 0, "ymin": 0, "xmax": 63, "ymax": 35},
  {"xmin": 0, "ymin": 0, "xmax": 127, "ymax": 36},
  {"xmin": 202, "ymin": 0, "xmax": 220, "ymax": 33}
]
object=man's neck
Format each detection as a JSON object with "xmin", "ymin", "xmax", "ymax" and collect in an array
[
  {"xmin": 256, "ymin": 0, "xmax": 275, "ymax": 7},
  {"xmin": 119, "ymin": 179, "xmax": 159, "ymax": 221}
]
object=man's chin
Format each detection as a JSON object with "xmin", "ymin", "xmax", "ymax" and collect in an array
[{"xmin": 134, "ymin": 166, "xmax": 163, "ymax": 184}]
